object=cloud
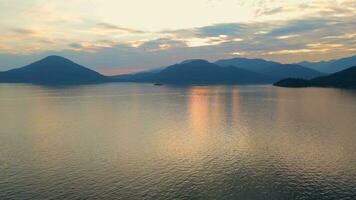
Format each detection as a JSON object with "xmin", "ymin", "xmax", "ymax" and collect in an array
[
  {"xmin": 11, "ymin": 28, "xmax": 38, "ymax": 35},
  {"xmin": 196, "ymin": 23, "xmax": 247, "ymax": 37},
  {"xmin": 68, "ymin": 40, "xmax": 117, "ymax": 52},
  {"xmin": 139, "ymin": 38, "xmax": 187, "ymax": 51},
  {"xmin": 265, "ymin": 49, "xmax": 329, "ymax": 55},
  {"xmin": 37, "ymin": 39, "xmax": 54, "ymax": 44},
  {"xmin": 323, "ymin": 33, "xmax": 356, "ymax": 39},
  {"xmin": 0, "ymin": 0, "xmax": 355, "ymax": 70},
  {"xmin": 159, "ymin": 23, "xmax": 250, "ymax": 47},
  {"xmin": 277, "ymin": 34, "xmax": 300, "ymax": 40},
  {"xmin": 69, "ymin": 43, "xmax": 83, "ymax": 49},
  {"xmin": 184, "ymin": 35, "xmax": 231, "ymax": 47},
  {"xmin": 256, "ymin": 6, "xmax": 283, "ymax": 16},
  {"xmin": 231, "ymin": 51, "xmax": 248, "ymax": 56},
  {"xmin": 95, "ymin": 22, "xmax": 143, "ymax": 33},
  {"xmin": 267, "ymin": 20, "xmax": 328, "ymax": 36}
]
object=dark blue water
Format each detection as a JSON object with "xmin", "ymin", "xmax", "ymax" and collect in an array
[{"xmin": 0, "ymin": 83, "xmax": 355, "ymax": 200}]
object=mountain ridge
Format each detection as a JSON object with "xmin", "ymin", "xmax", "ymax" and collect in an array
[
  {"xmin": 215, "ymin": 57, "xmax": 324, "ymax": 81},
  {"xmin": 296, "ymin": 55, "xmax": 356, "ymax": 73},
  {"xmin": 0, "ymin": 55, "xmax": 353, "ymax": 86},
  {"xmin": 274, "ymin": 65, "xmax": 356, "ymax": 89},
  {"xmin": 113, "ymin": 59, "xmax": 273, "ymax": 84}
]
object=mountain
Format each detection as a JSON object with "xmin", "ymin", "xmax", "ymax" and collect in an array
[
  {"xmin": 215, "ymin": 57, "xmax": 280, "ymax": 72},
  {"xmin": 0, "ymin": 55, "xmax": 338, "ymax": 86},
  {"xmin": 258, "ymin": 64, "xmax": 325, "ymax": 81},
  {"xmin": 297, "ymin": 60, "xmax": 331, "ymax": 71},
  {"xmin": 297, "ymin": 55, "xmax": 356, "ymax": 73},
  {"xmin": 0, "ymin": 56, "xmax": 107, "ymax": 85},
  {"xmin": 274, "ymin": 66, "xmax": 356, "ymax": 89},
  {"xmin": 215, "ymin": 57, "xmax": 324, "ymax": 81},
  {"xmin": 113, "ymin": 59, "xmax": 272, "ymax": 84}
]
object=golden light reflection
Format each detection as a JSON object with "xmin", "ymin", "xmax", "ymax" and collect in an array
[
  {"xmin": 187, "ymin": 86, "xmax": 227, "ymax": 134},
  {"xmin": 158, "ymin": 86, "xmax": 244, "ymax": 159},
  {"xmin": 231, "ymin": 87, "xmax": 240, "ymax": 128},
  {"xmin": 188, "ymin": 87, "xmax": 210, "ymax": 134}
]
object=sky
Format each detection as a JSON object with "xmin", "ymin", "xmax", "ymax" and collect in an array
[{"xmin": 0, "ymin": 0, "xmax": 355, "ymax": 74}]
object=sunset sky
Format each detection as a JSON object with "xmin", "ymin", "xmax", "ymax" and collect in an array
[{"xmin": 0, "ymin": 0, "xmax": 355, "ymax": 74}]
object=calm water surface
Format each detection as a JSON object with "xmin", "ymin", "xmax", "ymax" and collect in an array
[{"xmin": 0, "ymin": 83, "xmax": 355, "ymax": 200}]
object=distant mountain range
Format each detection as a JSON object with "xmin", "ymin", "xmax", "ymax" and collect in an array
[
  {"xmin": 296, "ymin": 55, "xmax": 356, "ymax": 73},
  {"xmin": 274, "ymin": 66, "xmax": 356, "ymax": 89},
  {"xmin": 215, "ymin": 57, "xmax": 280, "ymax": 72},
  {"xmin": 215, "ymin": 57, "xmax": 324, "ymax": 81},
  {"xmin": 0, "ymin": 55, "xmax": 355, "ymax": 87},
  {"xmin": 113, "ymin": 59, "xmax": 273, "ymax": 84},
  {"xmin": 0, "ymin": 56, "xmax": 107, "ymax": 85},
  {"xmin": 113, "ymin": 58, "xmax": 325, "ymax": 84}
]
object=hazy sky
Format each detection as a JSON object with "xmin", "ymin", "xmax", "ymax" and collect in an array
[{"xmin": 0, "ymin": 0, "xmax": 355, "ymax": 74}]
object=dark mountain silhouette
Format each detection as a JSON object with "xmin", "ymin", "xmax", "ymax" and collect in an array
[
  {"xmin": 113, "ymin": 59, "xmax": 272, "ymax": 84},
  {"xmin": 0, "ymin": 55, "xmax": 342, "ymax": 86},
  {"xmin": 274, "ymin": 66, "xmax": 356, "ymax": 89},
  {"xmin": 0, "ymin": 56, "xmax": 107, "ymax": 85},
  {"xmin": 259, "ymin": 64, "xmax": 325, "ymax": 81},
  {"xmin": 215, "ymin": 57, "xmax": 280, "ymax": 72},
  {"xmin": 215, "ymin": 57, "xmax": 324, "ymax": 81},
  {"xmin": 297, "ymin": 55, "xmax": 356, "ymax": 73}
]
